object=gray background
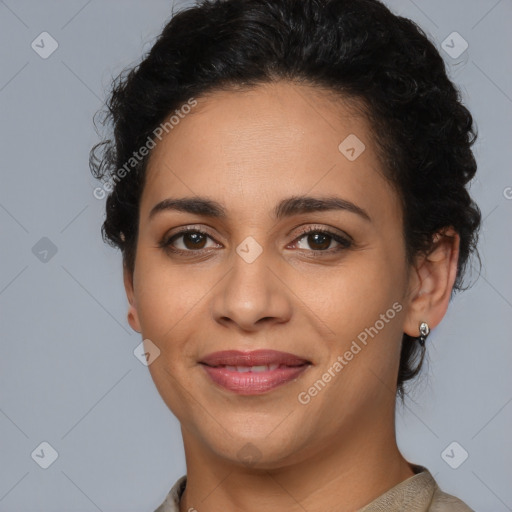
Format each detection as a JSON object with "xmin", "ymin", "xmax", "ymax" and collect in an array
[{"xmin": 0, "ymin": 0, "xmax": 511, "ymax": 510}]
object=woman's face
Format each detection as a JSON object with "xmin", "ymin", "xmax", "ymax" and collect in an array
[{"xmin": 125, "ymin": 81, "xmax": 419, "ymax": 467}]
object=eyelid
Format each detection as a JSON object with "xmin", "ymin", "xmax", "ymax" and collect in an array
[
  {"xmin": 291, "ymin": 223, "xmax": 353, "ymax": 242},
  {"xmin": 159, "ymin": 223, "xmax": 353, "ymax": 256},
  {"xmin": 160, "ymin": 224, "xmax": 220, "ymax": 248},
  {"xmin": 288, "ymin": 225, "xmax": 353, "ymax": 252},
  {"xmin": 163, "ymin": 223, "xmax": 351, "ymax": 241},
  {"xmin": 163, "ymin": 224, "xmax": 217, "ymax": 239}
]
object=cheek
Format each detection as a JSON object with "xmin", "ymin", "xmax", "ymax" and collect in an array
[
  {"xmin": 132, "ymin": 248, "xmax": 205, "ymax": 339},
  {"xmin": 296, "ymin": 256, "xmax": 403, "ymax": 336},
  {"xmin": 295, "ymin": 251, "xmax": 406, "ymax": 390}
]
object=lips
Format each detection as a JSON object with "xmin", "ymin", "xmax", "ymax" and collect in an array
[
  {"xmin": 200, "ymin": 349, "xmax": 310, "ymax": 367},
  {"xmin": 199, "ymin": 350, "xmax": 311, "ymax": 395}
]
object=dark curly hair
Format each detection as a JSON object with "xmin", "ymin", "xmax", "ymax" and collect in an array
[{"xmin": 89, "ymin": 0, "xmax": 481, "ymax": 399}]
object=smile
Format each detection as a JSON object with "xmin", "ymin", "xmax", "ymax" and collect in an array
[{"xmin": 199, "ymin": 350, "xmax": 311, "ymax": 395}]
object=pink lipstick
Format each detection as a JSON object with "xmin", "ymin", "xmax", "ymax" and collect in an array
[{"xmin": 199, "ymin": 349, "xmax": 311, "ymax": 394}]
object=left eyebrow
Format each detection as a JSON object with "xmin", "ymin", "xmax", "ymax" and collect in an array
[{"xmin": 148, "ymin": 195, "xmax": 372, "ymax": 223}]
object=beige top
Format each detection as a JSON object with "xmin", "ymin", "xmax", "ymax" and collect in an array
[{"xmin": 154, "ymin": 465, "xmax": 474, "ymax": 511}]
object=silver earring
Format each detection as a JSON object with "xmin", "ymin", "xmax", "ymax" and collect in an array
[{"xmin": 418, "ymin": 321, "xmax": 430, "ymax": 347}]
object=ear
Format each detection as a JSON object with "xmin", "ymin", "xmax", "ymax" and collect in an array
[
  {"xmin": 123, "ymin": 263, "xmax": 141, "ymax": 333},
  {"xmin": 403, "ymin": 227, "xmax": 460, "ymax": 338}
]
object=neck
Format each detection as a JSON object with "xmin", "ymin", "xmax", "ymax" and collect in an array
[{"xmin": 178, "ymin": 413, "xmax": 415, "ymax": 512}]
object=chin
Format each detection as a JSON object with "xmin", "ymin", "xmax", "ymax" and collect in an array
[{"xmin": 193, "ymin": 422, "xmax": 313, "ymax": 470}]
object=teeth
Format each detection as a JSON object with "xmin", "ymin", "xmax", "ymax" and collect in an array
[{"xmin": 223, "ymin": 364, "xmax": 280, "ymax": 372}]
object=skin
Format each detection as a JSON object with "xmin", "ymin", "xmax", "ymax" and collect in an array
[{"xmin": 123, "ymin": 80, "xmax": 460, "ymax": 512}]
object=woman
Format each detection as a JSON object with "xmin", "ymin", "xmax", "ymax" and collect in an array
[{"xmin": 90, "ymin": 0, "xmax": 481, "ymax": 510}]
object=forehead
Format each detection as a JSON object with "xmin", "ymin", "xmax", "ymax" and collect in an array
[{"xmin": 142, "ymin": 81, "xmax": 400, "ymax": 225}]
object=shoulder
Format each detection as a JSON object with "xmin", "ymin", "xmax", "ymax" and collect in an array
[
  {"xmin": 406, "ymin": 464, "xmax": 475, "ymax": 512},
  {"xmin": 357, "ymin": 464, "xmax": 475, "ymax": 512},
  {"xmin": 154, "ymin": 475, "xmax": 187, "ymax": 512},
  {"xmin": 429, "ymin": 486, "xmax": 475, "ymax": 512}
]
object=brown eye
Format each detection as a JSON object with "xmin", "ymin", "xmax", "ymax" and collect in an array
[
  {"xmin": 293, "ymin": 229, "xmax": 352, "ymax": 252},
  {"xmin": 159, "ymin": 228, "xmax": 220, "ymax": 254},
  {"xmin": 180, "ymin": 232, "xmax": 208, "ymax": 250},
  {"xmin": 304, "ymin": 232, "xmax": 331, "ymax": 250}
]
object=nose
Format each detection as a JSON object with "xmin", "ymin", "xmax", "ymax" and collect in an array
[{"xmin": 210, "ymin": 249, "xmax": 293, "ymax": 332}]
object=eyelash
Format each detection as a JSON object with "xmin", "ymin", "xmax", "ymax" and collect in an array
[{"xmin": 158, "ymin": 225, "xmax": 353, "ymax": 257}]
